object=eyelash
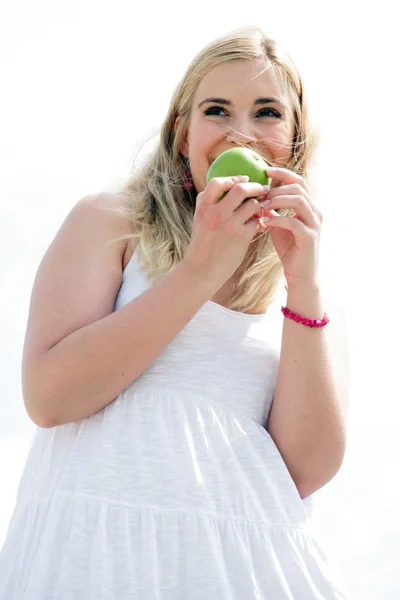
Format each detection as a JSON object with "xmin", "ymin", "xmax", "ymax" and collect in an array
[{"xmin": 204, "ymin": 106, "xmax": 282, "ymax": 119}]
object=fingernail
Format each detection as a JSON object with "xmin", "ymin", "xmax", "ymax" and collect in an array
[
  {"xmin": 232, "ymin": 175, "xmax": 249, "ymax": 182},
  {"xmin": 259, "ymin": 199, "xmax": 270, "ymax": 207},
  {"xmin": 262, "ymin": 185, "xmax": 270, "ymax": 192},
  {"xmin": 260, "ymin": 216, "xmax": 271, "ymax": 223}
]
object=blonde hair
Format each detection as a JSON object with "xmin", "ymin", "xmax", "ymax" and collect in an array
[{"xmin": 110, "ymin": 26, "xmax": 319, "ymax": 314}]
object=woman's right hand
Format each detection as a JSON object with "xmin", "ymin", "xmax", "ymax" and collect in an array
[{"xmin": 183, "ymin": 175, "xmax": 270, "ymax": 286}]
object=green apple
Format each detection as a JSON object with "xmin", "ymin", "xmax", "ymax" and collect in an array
[{"xmin": 206, "ymin": 147, "xmax": 272, "ymax": 200}]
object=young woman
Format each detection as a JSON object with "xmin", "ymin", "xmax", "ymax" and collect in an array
[{"xmin": 0, "ymin": 27, "xmax": 351, "ymax": 599}]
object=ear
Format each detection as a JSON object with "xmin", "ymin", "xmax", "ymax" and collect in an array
[{"xmin": 174, "ymin": 115, "xmax": 189, "ymax": 158}]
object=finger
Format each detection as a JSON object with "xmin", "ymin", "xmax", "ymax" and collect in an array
[
  {"xmin": 244, "ymin": 216, "xmax": 266, "ymax": 239},
  {"xmin": 222, "ymin": 181, "xmax": 271, "ymax": 213},
  {"xmin": 264, "ymin": 183, "xmax": 321, "ymax": 218},
  {"xmin": 259, "ymin": 195, "xmax": 319, "ymax": 228},
  {"xmin": 201, "ymin": 175, "xmax": 249, "ymax": 205},
  {"xmin": 233, "ymin": 197, "xmax": 264, "ymax": 225},
  {"xmin": 265, "ymin": 183, "xmax": 311, "ymax": 204},
  {"xmin": 261, "ymin": 214, "xmax": 313, "ymax": 239},
  {"xmin": 266, "ymin": 167, "xmax": 310, "ymax": 194}
]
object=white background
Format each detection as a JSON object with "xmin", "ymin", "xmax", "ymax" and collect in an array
[{"xmin": 1, "ymin": 1, "xmax": 399, "ymax": 598}]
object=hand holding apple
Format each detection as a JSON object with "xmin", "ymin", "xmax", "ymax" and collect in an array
[
  {"xmin": 257, "ymin": 166, "xmax": 323, "ymax": 287},
  {"xmin": 184, "ymin": 173, "xmax": 270, "ymax": 286}
]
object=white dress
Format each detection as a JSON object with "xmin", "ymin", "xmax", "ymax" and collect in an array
[{"xmin": 0, "ymin": 249, "xmax": 351, "ymax": 599}]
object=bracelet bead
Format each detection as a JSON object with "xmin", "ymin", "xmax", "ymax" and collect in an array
[{"xmin": 281, "ymin": 306, "xmax": 329, "ymax": 328}]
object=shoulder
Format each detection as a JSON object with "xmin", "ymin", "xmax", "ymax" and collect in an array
[
  {"xmin": 76, "ymin": 192, "xmax": 132, "ymax": 231},
  {"xmin": 75, "ymin": 191, "xmax": 134, "ymax": 250}
]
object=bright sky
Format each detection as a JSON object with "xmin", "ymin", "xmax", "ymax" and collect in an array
[{"xmin": 1, "ymin": 1, "xmax": 399, "ymax": 598}]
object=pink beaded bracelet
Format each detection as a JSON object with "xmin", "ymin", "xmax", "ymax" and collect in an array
[{"xmin": 281, "ymin": 306, "xmax": 329, "ymax": 328}]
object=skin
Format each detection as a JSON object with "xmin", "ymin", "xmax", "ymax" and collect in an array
[{"xmin": 180, "ymin": 59, "xmax": 295, "ymax": 193}]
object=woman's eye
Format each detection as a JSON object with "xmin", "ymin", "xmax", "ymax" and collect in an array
[
  {"xmin": 203, "ymin": 106, "xmax": 282, "ymax": 118},
  {"xmin": 257, "ymin": 108, "xmax": 282, "ymax": 119},
  {"xmin": 204, "ymin": 106, "xmax": 228, "ymax": 116}
]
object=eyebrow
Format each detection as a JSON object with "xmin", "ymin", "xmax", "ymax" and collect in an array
[{"xmin": 197, "ymin": 97, "xmax": 288, "ymax": 109}]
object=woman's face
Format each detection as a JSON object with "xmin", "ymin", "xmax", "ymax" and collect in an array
[{"xmin": 181, "ymin": 59, "xmax": 295, "ymax": 193}]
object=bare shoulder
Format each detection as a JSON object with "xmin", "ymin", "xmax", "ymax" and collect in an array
[
  {"xmin": 22, "ymin": 192, "xmax": 134, "ymax": 363},
  {"xmin": 75, "ymin": 192, "xmax": 135, "ymax": 266},
  {"xmin": 76, "ymin": 191, "xmax": 133, "ymax": 238}
]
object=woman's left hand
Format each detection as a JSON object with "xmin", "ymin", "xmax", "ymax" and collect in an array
[{"xmin": 258, "ymin": 166, "xmax": 323, "ymax": 287}]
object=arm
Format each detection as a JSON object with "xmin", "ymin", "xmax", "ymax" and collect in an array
[
  {"xmin": 266, "ymin": 281, "xmax": 349, "ymax": 499},
  {"xmin": 22, "ymin": 194, "xmax": 220, "ymax": 428}
]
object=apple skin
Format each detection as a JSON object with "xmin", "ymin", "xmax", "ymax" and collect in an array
[{"xmin": 206, "ymin": 148, "xmax": 272, "ymax": 201}]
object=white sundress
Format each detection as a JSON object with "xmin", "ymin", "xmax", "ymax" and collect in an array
[{"xmin": 0, "ymin": 249, "xmax": 351, "ymax": 599}]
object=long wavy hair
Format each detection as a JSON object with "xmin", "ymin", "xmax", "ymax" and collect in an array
[{"xmin": 109, "ymin": 26, "xmax": 319, "ymax": 314}]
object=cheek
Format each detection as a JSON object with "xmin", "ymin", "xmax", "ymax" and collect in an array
[
  {"xmin": 197, "ymin": 125, "xmax": 220, "ymax": 151},
  {"xmin": 263, "ymin": 127, "xmax": 294, "ymax": 160},
  {"xmin": 189, "ymin": 119, "xmax": 221, "ymax": 149}
]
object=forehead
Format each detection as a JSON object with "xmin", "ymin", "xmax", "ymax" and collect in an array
[{"xmin": 194, "ymin": 59, "xmax": 288, "ymax": 105}]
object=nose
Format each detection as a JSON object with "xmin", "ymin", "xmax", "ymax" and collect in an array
[{"xmin": 226, "ymin": 118, "xmax": 257, "ymax": 146}]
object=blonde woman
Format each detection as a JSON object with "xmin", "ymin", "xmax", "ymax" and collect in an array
[{"xmin": 0, "ymin": 27, "xmax": 351, "ymax": 599}]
